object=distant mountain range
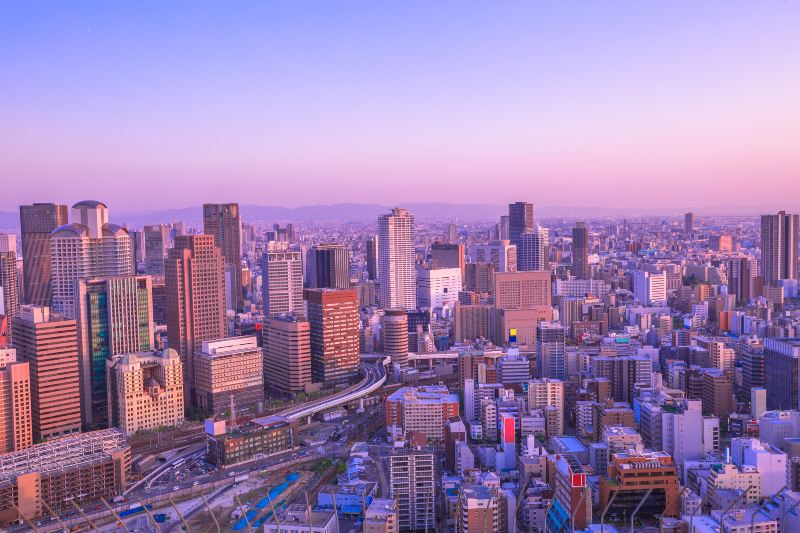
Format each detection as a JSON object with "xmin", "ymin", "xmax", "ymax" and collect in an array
[{"xmin": 0, "ymin": 202, "xmax": 773, "ymax": 230}]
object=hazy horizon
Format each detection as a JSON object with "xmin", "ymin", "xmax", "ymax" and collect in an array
[{"xmin": 2, "ymin": 1, "xmax": 799, "ymax": 210}]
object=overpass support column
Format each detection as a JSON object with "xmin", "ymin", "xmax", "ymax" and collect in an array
[
  {"xmin": 359, "ymin": 398, "xmax": 365, "ymax": 411},
  {"xmin": 306, "ymin": 415, "xmax": 312, "ymax": 425}
]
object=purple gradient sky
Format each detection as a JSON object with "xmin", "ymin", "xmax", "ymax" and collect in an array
[{"xmin": 1, "ymin": 1, "xmax": 799, "ymax": 211}]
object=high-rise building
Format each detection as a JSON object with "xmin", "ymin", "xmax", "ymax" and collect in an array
[
  {"xmin": 390, "ymin": 448, "xmax": 435, "ymax": 531},
  {"xmin": 764, "ymin": 338, "xmax": 800, "ymax": 410},
  {"xmin": 430, "ymin": 242, "xmax": 465, "ymax": 281},
  {"xmin": 0, "ymin": 347, "xmax": 32, "ymax": 454},
  {"xmin": 572, "ymin": 222, "xmax": 589, "ymax": 279},
  {"xmin": 0, "ymin": 251, "xmax": 19, "ymax": 322},
  {"xmin": 165, "ymin": 234, "xmax": 226, "ymax": 405},
  {"xmin": 203, "ymin": 203, "xmax": 243, "ymax": 311},
  {"xmin": 307, "ymin": 288, "xmax": 360, "ymax": 386},
  {"xmin": 143, "ymin": 224, "xmax": 169, "ymax": 275},
  {"xmin": 378, "ymin": 208, "xmax": 417, "ymax": 310},
  {"xmin": 310, "ymin": 243, "xmax": 350, "ymax": 289},
  {"xmin": 386, "ymin": 385, "xmax": 459, "ymax": 442},
  {"xmin": 49, "ymin": 201, "xmax": 134, "ymax": 318},
  {"xmin": 726, "ymin": 256, "xmax": 757, "ymax": 304},
  {"xmin": 194, "ymin": 336, "xmax": 264, "ymax": 417},
  {"xmin": 382, "ymin": 308, "xmax": 409, "ymax": 370},
  {"xmin": 590, "ymin": 354, "xmax": 651, "ymax": 405},
  {"xmin": 75, "ymin": 275, "xmax": 154, "ymax": 427},
  {"xmin": 633, "ymin": 270, "xmax": 667, "ymax": 306},
  {"xmin": 366, "ymin": 236, "xmax": 379, "ymax": 281},
  {"xmin": 106, "ymin": 348, "xmax": 184, "ymax": 435},
  {"xmin": 416, "ymin": 267, "xmax": 461, "ymax": 315},
  {"xmin": 261, "ymin": 250, "xmax": 304, "ymax": 317},
  {"xmin": 0, "ymin": 234, "xmax": 16, "ymax": 254},
  {"xmin": 536, "ymin": 322, "xmax": 566, "ymax": 380},
  {"xmin": 11, "ymin": 305, "xmax": 82, "ymax": 441},
  {"xmin": 18, "ymin": 203, "xmax": 68, "ymax": 307},
  {"xmin": 263, "ymin": 314, "xmax": 312, "ymax": 396},
  {"xmin": 684, "ymin": 212, "xmax": 695, "ymax": 233},
  {"xmin": 471, "ymin": 241, "xmax": 517, "ymax": 273},
  {"xmin": 761, "ymin": 211, "xmax": 799, "ymax": 286},
  {"xmin": 518, "ymin": 228, "xmax": 549, "ymax": 272},
  {"xmin": 528, "ymin": 378, "xmax": 564, "ymax": 437},
  {"xmin": 508, "ymin": 202, "xmax": 534, "ymax": 250}
]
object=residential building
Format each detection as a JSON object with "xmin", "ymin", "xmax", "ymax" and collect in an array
[
  {"xmin": 0, "ymin": 348, "xmax": 32, "ymax": 454},
  {"xmin": 261, "ymin": 249, "xmax": 304, "ymax": 317},
  {"xmin": 390, "ymin": 448, "xmax": 435, "ymax": 531},
  {"xmin": 378, "ymin": 208, "xmax": 417, "ymax": 310},
  {"xmin": 386, "ymin": 385, "xmax": 459, "ymax": 442},
  {"xmin": 761, "ymin": 211, "xmax": 799, "ymax": 286}
]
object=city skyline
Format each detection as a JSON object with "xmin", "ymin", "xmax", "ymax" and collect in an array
[{"xmin": 2, "ymin": 1, "xmax": 799, "ymax": 210}]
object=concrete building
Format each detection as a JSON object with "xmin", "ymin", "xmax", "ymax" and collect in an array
[
  {"xmin": 194, "ymin": 336, "xmax": 264, "ymax": 417},
  {"xmin": 458, "ymin": 485, "xmax": 500, "ymax": 533},
  {"xmin": 546, "ymin": 454, "xmax": 590, "ymax": 532},
  {"xmin": 572, "ymin": 222, "xmax": 589, "ymax": 279},
  {"xmin": 382, "ymin": 308, "xmax": 409, "ymax": 369},
  {"xmin": 701, "ymin": 368, "xmax": 734, "ymax": 418},
  {"xmin": 143, "ymin": 224, "xmax": 169, "ymax": 275},
  {"xmin": 18, "ymin": 203, "xmax": 68, "ymax": 307},
  {"xmin": 590, "ymin": 354, "xmax": 651, "ymax": 405},
  {"xmin": 599, "ymin": 451, "xmax": 679, "ymax": 519},
  {"xmin": 536, "ymin": 321, "xmax": 566, "ymax": 380},
  {"xmin": 75, "ymin": 275, "xmax": 155, "ymax": 427},
  {"xmin": 430, "ymin": 242, "xmax": 465, "ymax": 280},
  {"xmin": 528, "ymin": 378, "xmax": 564, "ymax": 437},
  {"xmin": 493, "ymin": 271, "xmax": 551, "ymax": 309},
  {"xmin": 0, "ymin": 251, "xmax": 19, "ymax": 325},
  {"xmin": 633, "ymin": 270, "xmax": 667, "ymax": 306},
  {"xmin": 386, "ymin": 385, "xmax": 459, "ymax": 442},
  {"xmin": 264, "ymin": 505, "xmax": 338, "ymax": 533},
  {"xmin": 518, "ymin": 228, "xmax": 549, "ymax": 272},
  {"xmin": 261, "ymin": 250, "xmax": 304, "ymax": 317},
  {"xmin": 165, "ymin": 234, "xmax": 226, "ymax": 406},
  {"xmin": 263, "ymin": 314, "xmax": 312, "ymax": 395},
  {"xmin": 106, "ymin": 348, "xmax": 184, "ymax": 435},
  {"xmin": 496, "ymin": 351, "xmax": 531, "ymax": 385},
  {"xmin": 11, "ymin": 305, "xmax": 82, "ymax": 442},
  {"xmin": 764, "ymin": 338, "xmax": 800, "ymax": 410},
  {"xmin": 761, "ymin": 211, "xmax": 799, "ymax": 286},
  {"xmin": 0, "ymin": 348, "xmax": 32, "ymax": 454},
  {"xmin": 416, "ymin": 267, "xmax": 462, "ymax": 316},
  {"xmin": 203, "ymin": 203, "xmax": 243, "ymax": 311},
  {"xmin": 730, "ymin": 437, "xmax": 787, "ymax": 498},
  {"xmin": 307, "ymin": 288, "xmax": 360, "ymax": 386},
  {"xmin": 309, "ymin": 243, "xmax": 351, "ymax": 290},
  {"xmin": 364, "ymin": 498, "xmax": 399, "ymax": 533},
  {"xmin": 205, "ymin": 415, "xmax": 294, "ymax": 466},
  {"xmin": 470, "ymin": 241, "xmax": 517, "ymax": 273},
  {"xmin": 0, "ymin": 428, "xmax": 130, "ymax": 525},
  {"xmin": 390, "ymin": 448, "xmax": 435, "ymax": 531},
  {"xmin": 453, "ymin": 303, "xmax": 494, "ymax": 343},
  {"xmin": 378, "ymin": 208, "xmax": 417, "ymax": 310}
]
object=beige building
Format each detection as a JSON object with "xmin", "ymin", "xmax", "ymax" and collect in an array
[
  {"xmin": 528, "ymin": 378, "xmax": 564, "ymax": 437},
  {"xmin": 11, "ymin": 305, "xmax": 82, "ymax": 442},
  {"xmin": 493, "ymin": 271, "xmax": 552, "ymax": 347},
  {"xmin": 107, "ymin": 348, "xmax": 184, "ymax": 435},
  {"xmin": 263, "ymin": 314, "xmax": 311, "ymax": 395},
  {"xmin": 365, "ymin": 498, "xmax": 399, "ymax": 533},
  {"xmin": 0, "ymin": 348, "xmax": 32, "ymax": 454},
  {"xmin": 194, "ymin": 336, "xmax": 264, "ymax": 416}
]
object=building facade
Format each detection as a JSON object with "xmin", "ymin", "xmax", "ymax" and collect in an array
[
  {"xmin": 194, "ymin": 336, "xmax": 264, "ymax": 417},
  {"xmin": 307, "ymin": 288, "xmax": 360, "ymax": 386},
  {"xmin": 378, "ymin": 208, "xmax": 417, "ymax": 310},
  {"xmin": 19, "ymin": 203, "xmax": 68, "ymax": 307}
]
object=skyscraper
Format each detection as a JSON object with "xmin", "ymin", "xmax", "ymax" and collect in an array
[
  {"xmin": 261, "ymin": 250, "xmax": 304, "ymax": 316},
  {"xmin": 764, "ymin": 338, "xmax": 800, "ymax": 410},
  {"xmin": 49, "ymin": 201, "xmax": 134, "ymax": 318},
  {"xmin": 508, "ymin": 202, "xmax": 534, "ymax": 249},
  {"xmin": 0, "ymin": 251, "xmax": 19, "ymax": 322},
  {"xmin": 518, "ymin": 227, "xmax": 549, "ymax": 271},
  {"xmin": 572, "ymin": 222, "xmax": 589, "ymax": 279},
  {"xmin": 366, "ymin": 236, "xmax": 378, "ymax": 281},
  {"xmin": 378, "ymin": 208, "xmax": 417, "ymax": 310},
  {"xmin": 203, "ymin": 203, "xmax": 243, "ymax": 311},
  {"xmin": 263, "ymin": 314, "xmax": 312, "ymax": 396},
  {"xmin": 11, "ymin": 305, "xmax": 82, "ymax": 442},
  {"xmin": 536, "ymin": 321, "xmax": 566, "ymax": 380},
  {"xmin": 143, "ymin": 224, "xmax": 169, "ymax": 275},
  {"xmin": 19, "ymin": 203, "xmax": 68, "ymax": 307},
  {"xmin": 0, "ymin": 347, "xmax": 32, "ymax": 454},
  {"xmin": 310, "ymin": 243, "xmax": 350, "ymax": 289},
  {"xmin": 307, "ymin": 288, "xmax": 360, "ymax": 385},
  {"xmin": 761, "ymin": 211, "xmax": 799, "ymax": 286},
  {"xmin": 382, "ymin": 308, "xmax": 409, "ymax": 369},
  {"xmin": 684, "ymin": 212, "xmax": 695, "ymax": 233},
  {"xmin": 165, "ymin": 235, "xmax": 226, "ymax": 405},
  {"xmin": 75, "ymin": 276, "xmax": 155, "ymax": 427}
]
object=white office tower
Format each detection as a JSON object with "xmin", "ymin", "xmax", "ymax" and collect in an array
[
  {"xmin": 378, "ymin": 208, "xmax": 417, "ymax": 310},
  {"xmin": 661, "ymin": 399, "xmax": 719, "ymax": 474},
  {"xmin": 633, "ymin": 270, "xmax": 667, "ymax": 306},
  {"xmin": 517, "ymin": 227, "xmax": 549, "ymax": 271},
  {"xmin": 261, "ymin": 249, "xmax": 304, "ymax": 317},
  {"xmin": 751, "ymin": 388, "xmax": 767, "ymax": 418},
  {"xmin": 50, "ymin": 201, "xmax": 134, "ymax": 318},
  {"xmin": 730, "ymin": 437, "xmax": 787, "ymax": 498},
  {"xmin": 416, "ymin": 267, "xmax": 461, "ymax": 317},
  {"xmin": 470, "ymin": 240, "xmax": 517, "ymax": 272}
]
